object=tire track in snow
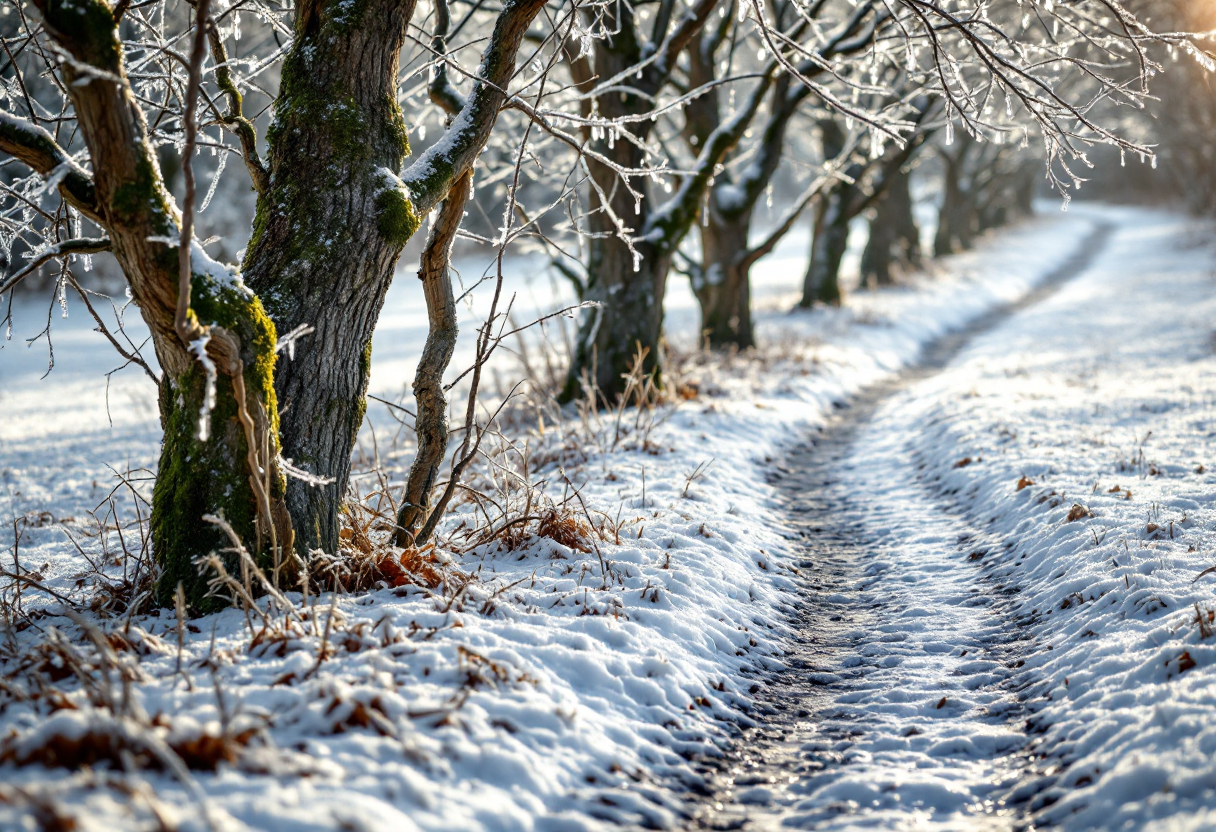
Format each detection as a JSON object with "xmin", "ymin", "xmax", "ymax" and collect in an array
[{"xmin": 690, "ymin": 220, "xmax": 1115, "ymax": 831}]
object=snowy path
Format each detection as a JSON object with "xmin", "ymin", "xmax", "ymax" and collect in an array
[{"xmin": 695, "ymin": 222, "xmax": 1118, "ymax": 830}]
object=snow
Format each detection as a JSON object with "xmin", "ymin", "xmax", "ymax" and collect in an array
[
  {"xmin": 3, "ymin": 203, "xmax": 1215, "ymax": 829},
  {"xmin": 869, "ymin": 206, "xmax": 1216, "ymax": 830}
]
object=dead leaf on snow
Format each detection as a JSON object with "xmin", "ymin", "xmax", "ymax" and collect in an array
[{"xmin": 1066, "ymin": 504, "xmax": 1092, "ymax": 522}]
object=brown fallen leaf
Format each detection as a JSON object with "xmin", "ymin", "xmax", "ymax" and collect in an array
[
  {"xmin": 935, "ymin": 696, "xmax": 948, "ymax": 709},
  {"xmin": 1066, "ymin": 504, "xmax": 1092, "ymax": 522},
  {"xmin": 1017, "ymin": 476, "xmax": 1035, "ymax": 491},
  {"xmin": 955, "ymin": 457, "xmax": 973, "ymax": 468}
]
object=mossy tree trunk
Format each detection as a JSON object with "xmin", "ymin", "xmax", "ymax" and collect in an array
[
  {"xmin": 8, "ymin": 0, "xmax": 293, "ymax": 610},
  {"xmin": 3, "ymin": 0, "xmax": 547, "ymax": 605},
  {"xmin": 242, "ymin": 0, "xmax": 546, "ymax": 557}
]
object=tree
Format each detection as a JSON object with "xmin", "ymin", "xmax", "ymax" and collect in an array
[
  {"xmin": 679, "ymin": 0, "xmax": 878, "ymax": 348},
  {"xmin": 0, "ymin": 0, "xmax": 550, "ymax": 606},
  {"xmin": 859, "ymin": 162, "xmax": 921, "ymax": 288},
  {"xmin": 800, "ymin": 105, "xmax": 934, "ymax": 307},
  {"xmin": 562, "ymin": 0, "xmax": 1193, "ymax": 349},
  {"xmin": 556, "ymin": 0, "xmax": 771, "ymax": 401}
]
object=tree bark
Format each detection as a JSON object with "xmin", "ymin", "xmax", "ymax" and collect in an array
[
  {"xmin": 560, "ymin": 0, "xmax": 726, "ymax": 403},
  {"xmin": 241, "ymin": 0, "xmax": 420, "ymax": 559},
  {"xmin": 934, "ymin": 145, "xmax": 973, "ymax": 256},
  {"xmin": 800, "ymin": 186, "xmax": 851, "ymax": 307},
  {"xmin": 243, "ymin": 0, "xmax": 546, "ymax": 557},
  {"xmin": 861, "ymin": 166, "xmax": 920, "ymax": 287},
  {"xmin": 394, "ymin": 171, "xmax": 471, "ymax": 545},
  {"xmin": 15, "ymin": 0, "xmax": 292, "ymax": 609},
  {"xmin": 695, "ymin": 209, "xmax": 754, "ymax": 348}
]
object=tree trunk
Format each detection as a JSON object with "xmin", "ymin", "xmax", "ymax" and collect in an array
[
  {"xmin": 242, "ymin": 0, "xmax": 545, "ymax": 556},
  {"xmin": 800, "ymin": 187, "xmax": 851, "ymax": 307},
  {"xmin": 565, "ymin": 233, "xmax": 671, "ymax": 403},
  {"xmin": 560, "ymin": 0, "xmax": 721, "ymax": 403},
  {"xmin": 695, "ymin": 210, "xmax": 754, "ymax": 348},
  {"xmin": 934, "ymin": 149, "xmax": 972, "ymax": 256},
  {"xmin": 241, "ymin": 0, "xmax": 419, "ymax": 558},
  {"xmin": 151, "ymin": 288, "xmax": 293, "ymax": 610},
  {"xmin": 561, "ymin": 13, "xmax": 664, "ymax": 403},
  {"xmin": 22, "ymin": 0, "xmax": 292, "ymax": 609},
  {"xmin": 861, "ymin": 167, "xmax": 920, "ymax": 287},
  {"xmin": 394, "ymin": 171, "xmax": 470, "ymax": 545}
]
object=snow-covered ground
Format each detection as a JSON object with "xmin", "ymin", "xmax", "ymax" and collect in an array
[
  {"xmin": 899, "ymin": 205, "xmax": 1216, "ymax": 830},
  {"xmin": 4, "ymin": 202, "xmax": 1214, "ymax": 830}
]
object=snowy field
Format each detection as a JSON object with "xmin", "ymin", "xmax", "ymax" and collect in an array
[{"xmin": 3, "ymin": 203, "xmax": 1216, "ymax": 830}]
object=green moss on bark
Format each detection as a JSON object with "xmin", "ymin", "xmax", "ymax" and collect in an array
[
  {"xmin": 151, "ymin": 272, "xmax": 284, "ymax": 610},
  {"xmin": 111, "ymin": 151, "xmax": 176, "ymax": 233},
  {"xmin": 375, "ymin": 185, "xmax": 421, "ymax": 248},
  {"xmin": 39, "ymin": 0, "xmax": 122, "ymax": 70}
]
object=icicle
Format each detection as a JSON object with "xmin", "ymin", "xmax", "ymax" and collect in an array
[
  {"xmin": 58, "ymin": 274, "xmax": 67, "ymax": 317},
  {"xmin": 1060, "ymin": 195, "xmax": 1070, "ymax": 212},
  {"xmin": 635, "ymin": 197, "xmax": 641, "ymax": 215},
  {"xmin": 945, "ymin": 119, "xmax": 954, "ymax": 145},
  {"xmin": 189, "ymin": 333, "xmax": 218, "ymax": 442},
  {"xmin": 608, "ymin": 128, "xmax": 615, "ymax": 149},
  {"xmin": 1151, "ymin": 155, "xmax": 1157, "ymax": 169},
  {"xmin": 199, "ymin": 150, "xmax": 227, "ymax": 213},
  {"xmin": 766, "ymin": 182, "xmax": 773, "ymax": 210},
  {"xmin": 632, "ymin": 250, "xmax": 641, "ymax": 272},
  {"xmin": 757, "ymin": 48, "xmax": 765, "ymax": 61},
  {"xmin": 233, "ymin": 11, "xmax": 241, "ymax": 40},
  {"xmin": 737, "ymin": 3, "xmax": 747, "ymax": 21},
  {"xmin": 419, "ymin": 123, "xmax": 426, "ymax": 141}
]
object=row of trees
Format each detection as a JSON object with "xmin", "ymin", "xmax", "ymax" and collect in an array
[{"xmin": 0, "ymin": 0, "xmax": 1203, "ymax": 607}]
